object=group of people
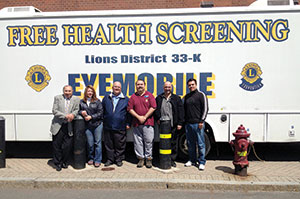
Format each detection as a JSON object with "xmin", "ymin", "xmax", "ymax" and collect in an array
[{"xmin": 50, "ymin": 78, "xmax": 208, "ymax": 172}]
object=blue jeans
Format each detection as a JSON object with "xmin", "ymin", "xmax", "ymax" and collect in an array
[
  {"xmin": 185, "ymin": 123, "xmax": 206, "ymax": 165},
  {"xmin": 85, "ymin": 123, "xmax": 103, "ymax": 164}
]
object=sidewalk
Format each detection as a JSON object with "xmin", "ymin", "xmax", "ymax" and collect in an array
[{"xmin": 0, "ymin": 158, "xmax": 300, "ymax": 192}]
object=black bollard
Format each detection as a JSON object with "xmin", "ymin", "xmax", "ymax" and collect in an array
[
  {"xmin": 159, "ymin": 121, "xmax": 172, "ymax": 169},
  {"xmin": 0, "ymin": 116, "xmax": 5, "ymax": 168},
  {"xmin": 73, "ymin": 118, "xmax": 86, "ymax": 169}
]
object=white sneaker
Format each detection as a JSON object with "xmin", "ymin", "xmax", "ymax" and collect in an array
[
  {"xmin": 184, "ymin": 161, "xmax": 193, "ymax": 167},
  {"xmin": 199, "ymin": 164, "xmax": 205, "ymax": 171}
]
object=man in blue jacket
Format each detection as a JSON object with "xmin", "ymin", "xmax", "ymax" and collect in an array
[{"xmin": 102, "ymin": 81, "xmax": 130, "ymax": 167}]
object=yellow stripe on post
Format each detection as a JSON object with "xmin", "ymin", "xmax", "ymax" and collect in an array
[
  {"xmin": 160, "ymin": 149, "xmax": 172, "ymax": 155},
  {"xmin": 160, "ymin": 134, "xmax": 172, "ymax": 139},
  {"xmin": 237, "ymin": 151, "xmax": 247, "ymax": 157}
]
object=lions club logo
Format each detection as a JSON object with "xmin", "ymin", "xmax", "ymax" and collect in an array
[
  {"xmin": 240, "ymin": 62, "xmax": 263, "ymax": 91},
  {"xmin": 25, "ymin": 65, "xmax": 51, "ymax": 92}
]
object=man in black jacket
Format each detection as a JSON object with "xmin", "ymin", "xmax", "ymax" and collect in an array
[
  {"xmin": 155, "ymin": 81, "xmax": 184, "ymax": 167},
  {"xmin": 183, "ymin": 78, "xmax": 208, "ymax": 171}
]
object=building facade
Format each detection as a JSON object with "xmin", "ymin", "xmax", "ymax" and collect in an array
[{"xmin": 0, "ymin": 0, "xmax": 257, "ymax": 12}]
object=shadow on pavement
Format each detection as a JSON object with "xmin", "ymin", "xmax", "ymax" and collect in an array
[
  {"xmin": 5, "ymin": 141, "xmax": 300, "ymax": 162},
  {"xmin": 215, "ymin": 166, "xmax": 235, "ymax": 174}
]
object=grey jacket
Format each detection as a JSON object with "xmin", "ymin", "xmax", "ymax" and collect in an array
[{"xmin": 50, "ymin": 94, "xmax": 80, "ymax": 135}]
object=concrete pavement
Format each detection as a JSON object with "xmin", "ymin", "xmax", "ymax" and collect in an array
[{"xmin": 0, "ymin": 158, "xmax": 300, "ymax": 191}]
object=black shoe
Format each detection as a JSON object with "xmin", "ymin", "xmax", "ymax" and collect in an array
[
  {"xmin": 171, "ymin": 161, "xmax": 177, "ymax": 167},
  {"xmin": 62, "ymin": 162, "xmax": 68, "ymax": 169},
  {"xmin": 116, "ymin": 161, "xmax": 123, "ymax": 167},
  {"xmin": 104, "ymin": 160, "xmax": 113, "ymax": 167},
  {"xmin": 55, "ymin": 164, "xmax": 62, "ymax": 171}
]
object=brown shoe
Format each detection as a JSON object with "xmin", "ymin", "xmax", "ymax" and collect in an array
[
  {"xmin": 137, "ymin": 159, "xmax": 144, "ymax": 168},
  {"xmin": 145, "ymin": 158, "xmax": 152, "ymax": 168}
]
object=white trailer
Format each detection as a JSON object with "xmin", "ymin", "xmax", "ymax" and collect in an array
[{"xmin": 0, "ymin": 2, "xmax": 300, "ymax": 155}]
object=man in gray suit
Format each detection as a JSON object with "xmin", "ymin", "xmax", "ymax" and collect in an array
[{"xmin": 50, "ymin": 85, "xmax": 80, "ymax": 171}]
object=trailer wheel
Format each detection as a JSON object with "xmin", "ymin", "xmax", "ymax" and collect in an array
[{"xmin": 178, "ymin": 131, "xmax": 211, "ymax": 159}]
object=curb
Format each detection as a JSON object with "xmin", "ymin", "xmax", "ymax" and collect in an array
[{"xmin": 1, "ymin": 177, "xmax": 300, "ymax": 192}]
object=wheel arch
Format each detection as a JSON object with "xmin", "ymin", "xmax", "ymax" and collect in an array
[{"xmin": 204, "ymin": 121, "xmax": 216, "ymax": 144}]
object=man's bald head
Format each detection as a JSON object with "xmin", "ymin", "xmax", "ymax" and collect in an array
[
  {"xmin": 112, "ymin": 81, "xmax": 122, "ymax": 96},
  {"xmin": 163, "ymin": 81, "xmax": 172, "ymax": 96}
]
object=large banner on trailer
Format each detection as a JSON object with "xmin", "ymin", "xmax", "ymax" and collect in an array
[{"xmin": 0, "ymin": 9, "xmax": 298, "ymax": 113}]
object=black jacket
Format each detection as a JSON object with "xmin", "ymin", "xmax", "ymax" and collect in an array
[
  {"xmin": 79, "ymin": 99, "xmax": 103, "ymax": 129},
  {"xmin": 184, "ymin": 89, "xmax": 208, "ymax": 124},
  {"xmin": 154, "ymin": 93, "xmax": 184, "ymax": 127}
]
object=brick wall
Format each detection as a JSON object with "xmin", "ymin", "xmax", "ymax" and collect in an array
[{"xmin": 0, "ymin": 0, "xmax": 257, "ymax": 12}]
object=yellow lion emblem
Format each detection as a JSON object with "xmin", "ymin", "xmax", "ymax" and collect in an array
[
  {"xmin": 240, "ymin": 62, "xmax": 263, "ymax": 91},
  {"xmin": 25, "ymin": 65, "xmax": 51, "ymax": 92}
]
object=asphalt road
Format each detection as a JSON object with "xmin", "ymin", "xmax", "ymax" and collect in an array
[{"xmin": 0, "ymin": 188, "xmax": 299, "ymax": 199}]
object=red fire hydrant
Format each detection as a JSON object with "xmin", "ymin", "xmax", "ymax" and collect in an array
[{"xmin": 229, "ymin": 125, "xmax": 253, "ymax": 176}]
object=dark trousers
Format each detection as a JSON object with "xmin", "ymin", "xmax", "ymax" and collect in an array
[
  {"xmin": 104, "ymin": 129, "xmax": 126, "ymax": 163},
  {"xmin": 171, "ymin": 127, "xmax": 178, "ymax": 161},
  {"xmin": 52, "ymin": 123, "xmax": 73, "ymax": 165}
]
